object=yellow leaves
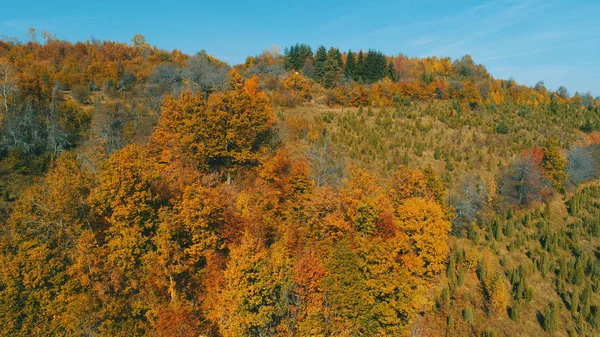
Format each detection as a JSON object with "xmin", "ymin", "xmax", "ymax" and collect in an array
[
  {"xmin": 228, "ymin": 69, "xmax": 245, "ymax": 90},
  {"xmin": 542, "ymin": 138, "xmax": 567, "ymax": 190},
  {"xmin": 341, "ymin": 166, "xmax": 381, "ymax": 206},
  {"xmin": 396, "ymin": 197, "xmax": 451, "ymax": 277},
  {"xmin": 489, "ymin": 90, "xmax": 503, "ymax": 105},
  {"xmin": 459, "ymin": 80, "xmax": 482, "ymax": 107},
  {"xmin": 340, "ymin": 167, "xmax": 385, "ymax": 235},
  {"xmin": 160, "ymin": 184, "xmax": 227, "ymax": 261},
  {"xmin": 283, "ymin": 71, "xmax": 312, "ymax": 101},
  {"xmin": 12, "ymin": 153, "xmax": 92, "ymax": 231},
  {"xmin": 151, "ymin": 71, "xmax": 275, "ymax": 182},
  {"xmin": 216, "ymin": 232, "xmax": 292, "ymax": 337},
  {"xmin": 483, "ymin": 273, "xmax": 510, "ymax": 314},
  {"xmin": 90, "ymin": 144, "xmax": 160, "ymax": 229},
  {"xmin": 206, "ymin": 71, "xmax": 274, "ymax": 171}
]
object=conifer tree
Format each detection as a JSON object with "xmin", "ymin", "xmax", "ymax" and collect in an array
[
  {"xmin": 328, "ymin": 47, "xmax": 343, "ymax": 69},
  {"xmin": 387, "ymin": 61, "xmax": 397, "ymax": 81},
  {"xmin": 312, "ymin": 46, "xmax": 327, "ymax": 83},
  {"xmin": 542, "ymin": 302, "xmax": 559, "ymax": 333},
  {"xmin": 345, "ymin": 50, "xmax": 356, "ymax": 79},
  {"xmin": 356, "ymin": 50, "xmax": 365, "ymax": 82},
  {"xmin": 322, "ymin": 52, "xmax": 342, "ymax": 88},
  {"xmin": 283, "ymin": 43, "xmax": 313, "ymax": 71},
  {"xmin": 542, "ymin": 138, "xmax": 567, "ymax": 190}
]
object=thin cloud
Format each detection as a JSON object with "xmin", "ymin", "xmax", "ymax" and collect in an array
[
  {"xmin": 479, "ymin": 38, "xmax": 600, "ymax": 61},
  {"xmin": 408, "ymin": 37, "xmax": 437, "ymax": 47},
  {"xmin": 420, "ymin": 0, "xmax": 559, "ymax": 58}
]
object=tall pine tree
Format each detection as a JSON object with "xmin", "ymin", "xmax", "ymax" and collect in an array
[
  {"xmin": 283, "ymin": 43, "xmax": 313, "ymax": 71},
  {"xmin": 356, "ymin": 50, "xmax": 365, "ymax": 83},
  {"xmin": 312, "ymin": 46, "xmax": 328, "ymax": 83},
  {"xmin": 345, "ymin": 50, "xmax": 356, "ymax": 80}
]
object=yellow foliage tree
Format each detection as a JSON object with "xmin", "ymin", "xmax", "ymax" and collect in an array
[{"xmin": 396, "ymin": 197, "xmax": 451, "ymax": 277}]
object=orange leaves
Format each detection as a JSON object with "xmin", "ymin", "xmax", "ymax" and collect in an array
[
  {"xmin": 458, "ymin": 80, "xmax": 482, "ymax": 107},
  {"xmin": 390, "ymin": 166, "xmax": 429, "ymax": 205},
  {"xmin": 522, "ymin": 147, "xmax": 544, "ymax": 167},
  {"xmin": 153, "ymin": 302, "xmax": 202, "ymax": 337},
  {"xmin": 347, "ymin": 83, "xmax": 369, "ymax": 107},
  {"xmin": 283, "ymin": 71, "xmax": 312, "ymax": 101},
  {"xmin": 396, "ymin": 80, "xmax": 430, "ymax": 101},
  {"xmin": 228, "ymin": 69, "xmax": 245, "ymax": 90},
  {"xmin": 259, "ymin": 149, "xmax": 312, "ymax": 202},
  {"xmin": 489, "ymin": 90, "xmax": 503, "ymax": 105},
  {"xmin": 89, "ymin": 144, "xmax": 161, "ymax": 229},
  {"xmin": 158, "ymin": 184, "xmax": 227, "ymax": 269},
  {"xmin": 150, "ymin": 91, "xmax": 206, "ymax": 187},
  {"xmin": 588, "ymin": 131, "xmax": 600, "ymax": 145},
  {"xmin": 293, "ymin": 251, "xmax": 326, "ymax": 294},
  {"xmin": 206, "ymin": 71, "xmax": 274, "ymax": 174},
  {"xmin": 149, "ymin": 71, "xmax": 274, "ymax": 182}
]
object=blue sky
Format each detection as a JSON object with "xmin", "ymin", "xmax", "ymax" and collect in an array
[{"xmin": 1, "ymin": 0, "xmax": 599, "ymax": 95}]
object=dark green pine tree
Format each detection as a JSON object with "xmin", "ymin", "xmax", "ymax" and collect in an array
[
  {"xmin": 356, "ymin": 50, "xmax": 365, "ymax": 83},
  {"xmin": 322, "ymin": 53, "xmax": 341, "ymax": 88},
  {"xmin": 363, "ymin": 50, "xmax": 387, "ymax": 83},
  {"xmin": 345, "ymin": 50, "xmax": 356, "ymax": 80},
  {"xmin": 387, "ymin": 61, "xmax": 397, "ymax": 81},
  {"xmin": 328, "ymin": 47, "xmax": 343, "ymax": 69},
  {"xmin": 297, "ymin": 43, "xmax": 313, "ymax": 71},
  {"xmin": 313, "ymin": 45, "xmax": 328, "ymax": 83},
  {"xmin": 284, "ymin": 43, "xmax": 313, "ymax": 71},
  {"xmin": 283, "ymin": 44, "xmax": 296, "ymax": 70}
]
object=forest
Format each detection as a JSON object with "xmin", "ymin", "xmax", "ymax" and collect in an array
[{"xmin": 1, "ymin": 30, "xmax": 600, "ymax": 337}]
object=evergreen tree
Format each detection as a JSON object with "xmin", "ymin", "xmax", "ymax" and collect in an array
[
  {"xmin": 283, "ymin": 43, "xmax": 313, "ymax": 71},
  {"xmin": 542, "ymin": 138, "xmax": 567, "ymax": 190},
  {"xmin": 356, "ymin": 50, "xmax": 365, "ymax": 82},
  {"xmin": 322, "ymin": 50, "xmax": 342, "ymax": 88},
  {"xmin": 328, "ymin": 47, "xmax": 343, "ymax": 69},
  {"xmin": 542, "ymin": 302, "xmax": 559, "ymax": 333},
  {"xmin": 312, "ymin": 46, "xmax": 327, "ymax": 83},
  {"xmin": 283, "ymin": 45, "xmax": 296, "ymax": 70},
  {"xmin": 571, "ymin": 287, "xmax": 580, "ymax": 314},
  {"xmin": 387, "ymin": 61, "xmax": 397, "ymax": 81},
  {"xmin": 463, "ymin": 305, "xmax": 474, "ymax": 325},
  {"xmin": 363, "ymin": 50, "xmax": 387, "ymax": 83},
  {"xmin": 345, "ymin": 50, "xmax": 356, "ymax": 79}
]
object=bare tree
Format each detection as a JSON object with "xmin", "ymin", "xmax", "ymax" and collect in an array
[
  {"xmin": 0, "ymin": 60, "xmax": 16, "ymax": 116},
  {"xmin": 27, "ymin": 27, "xmax": 37, "ymax": 44},
  {"xmin": 450, "ymin": 175, "xmax": 492, "ymax": 231},
  {"xmin": 556, "ymin": 85, "xmax": 569, "ymax": 99},
  {"xmin": 498, "ymin": 156, "xmax": 552, "ymax": 206},
  {"xmin": 567, "ymin": 146, "xmax": 597, "ymax": 184},
  {"xmin": 41, "ymin": 30, "xmax": 57, "ymax": 44},
  {"xmin": 1, "ymin": 103, "xmax": 43, "ymax": 154},
  {"xmin": 307, "ymin": 133, "xmax": 345, "ymax": 187},
  {"xmin": 184, "ymin": 51, "xmax": 229, "ymax": 97},
  {"xmin": 46, "ymin": 85, "xmax": 69, "ymax": 156}
]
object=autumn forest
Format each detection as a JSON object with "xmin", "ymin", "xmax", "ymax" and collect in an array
[{"xmin": 1, "ymin": 31, "xmax": 600, "ymax": 337}]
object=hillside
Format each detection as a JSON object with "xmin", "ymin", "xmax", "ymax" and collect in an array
[{"xmin": 0, "ymin": 35, "xmax": 599, "ymax": 337}]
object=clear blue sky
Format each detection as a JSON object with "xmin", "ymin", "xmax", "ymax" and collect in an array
[{"xmin": 1, "ymin": 0, "xmax": 599, "ymax": 95}]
